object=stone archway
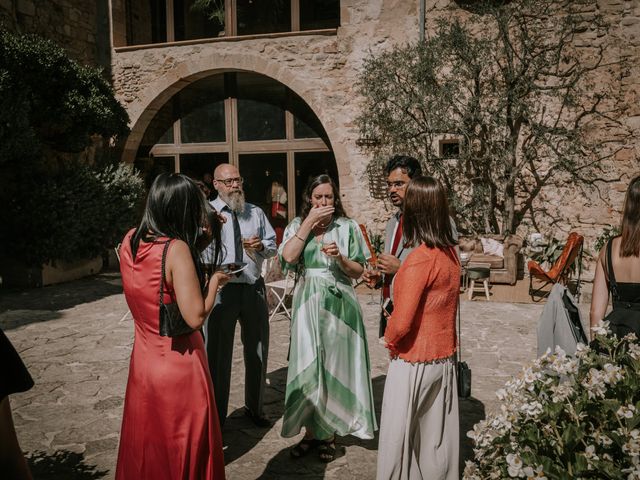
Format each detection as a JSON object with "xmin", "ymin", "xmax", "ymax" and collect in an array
[{"xmin": 119, "ymin": 52, "xmax": 343, "ymax": 174}]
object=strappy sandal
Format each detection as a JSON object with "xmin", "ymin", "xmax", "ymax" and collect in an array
[
  {"xmin": 290, "ymin": 437, "xmax": 319, "ymax": 458},
  {"xmin": 318, "ymin": 437, "xmax": 336, "ymax": 463}
]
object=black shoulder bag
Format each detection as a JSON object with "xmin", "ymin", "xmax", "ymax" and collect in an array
[
  {"xmin": 457, "ymin": 295, "xmax": 472, "ymax": 398},
  {"xmin": 159, "ymin": 241, "xmax": 196, "ymax": 337}
]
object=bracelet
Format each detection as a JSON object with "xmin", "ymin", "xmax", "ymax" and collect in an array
[{"xmin": 294, "ymin": 233, "xmax": 306, "ymax": 242}]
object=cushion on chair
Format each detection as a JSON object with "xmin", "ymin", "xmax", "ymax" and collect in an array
[
  {"xmin": 480, "ymin": 237, "xmax": 504, "ymax": 257},
  {"xmin": 469, "ymin": 253, "xmax": 504, "ymax": 269}
]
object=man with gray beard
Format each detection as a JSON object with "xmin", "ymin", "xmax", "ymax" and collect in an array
[{"xmin": 204, "ymin": 163, "xmax": 277, "ymax": 428}]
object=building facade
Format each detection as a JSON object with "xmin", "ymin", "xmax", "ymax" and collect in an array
[{"xmin": 2, "ymin": 0, "xmax": 639, "ymax": 255}]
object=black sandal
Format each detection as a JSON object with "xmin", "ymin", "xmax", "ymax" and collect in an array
[
  {"xmin": 290, "ymin": 437, "xmax": 319, "ymax": 458},
  {"xmin": 318, "ymin": 438, "xmax": 336, "ymax": 463}
]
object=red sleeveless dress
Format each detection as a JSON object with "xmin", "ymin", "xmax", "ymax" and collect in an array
[{"xmin": 116, "ymin": 230, "xmax": 225, "ymax": 479}]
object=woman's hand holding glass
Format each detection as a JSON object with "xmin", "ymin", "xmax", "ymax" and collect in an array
[
  {"xmin": 321, "ymin": 241, "xmax": 341, "ymax": 259},
  {"xmin": 363, "ymin": 263, "xmax": 381, "ymax": 288}
]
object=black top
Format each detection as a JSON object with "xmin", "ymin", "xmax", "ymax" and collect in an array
[
  {"xmin": 0, "ymin": 328, "xmax": 34, "ymax": 400},
  {"xmin": 606, "ymin": 238, "xmax": 640, "ymax": 306}
]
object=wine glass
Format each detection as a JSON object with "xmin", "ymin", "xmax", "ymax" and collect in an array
[
  {"xmin": 242, "ymin": 236, "xmax": 257, "ymax": 262},
  {"xmin": 365, "ymin": 263, "xmax": 381, "ymax": 305}
]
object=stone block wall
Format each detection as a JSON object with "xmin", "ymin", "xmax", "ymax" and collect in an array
[{"xmin": 0, "ymin": 0, "xmax": 109, "ymax": 68}]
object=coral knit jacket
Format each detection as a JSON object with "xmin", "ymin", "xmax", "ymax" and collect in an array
[{"xmin": 385, "ymin": 244, "xmax": 460, "ymax": 363}]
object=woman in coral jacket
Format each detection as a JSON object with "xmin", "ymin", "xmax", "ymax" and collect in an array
[{"xmin": 377, "ymin": 176, "xmax": 460, "ymax": 480}]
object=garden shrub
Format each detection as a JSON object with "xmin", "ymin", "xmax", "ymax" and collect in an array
[
  {"xmin": 0, "ymin": 30, "xmax": 143, "ymax": 268},
  {"xmin": 2, "ymin": 162, "xmax": 144, "ymax": 266},
  {"xmin": 464, "ymin": 325, "xmax": 640, "ymax": 479}
]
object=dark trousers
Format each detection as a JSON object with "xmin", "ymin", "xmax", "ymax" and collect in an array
[{"xmin": 205, "ymin": 278, "xmax": 269, "ymax": 427}]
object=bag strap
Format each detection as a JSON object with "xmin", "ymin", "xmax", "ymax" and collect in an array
[
  {"xmin": 457, "ymin": 294, "xmax": 462, "ymax": 363},
  {"xmin": 159, "ymin": 240, "xmax": 172, "ymax": 306},
  {"xmin": 606, "ymin": 238, "xmax": 619, "ymax": 299}
]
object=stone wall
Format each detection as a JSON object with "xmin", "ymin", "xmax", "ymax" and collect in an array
[
  {"xmin": 110, "ymin": 0, "xmax": 639, "ymax": 274},
  {"xmin": 0, "ymin": 0, "xmax": 109, "ymax": 68}
]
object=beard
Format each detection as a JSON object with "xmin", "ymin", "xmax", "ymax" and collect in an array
[{"xmin": 220, "ymin": 190, "xmax": 246, "ymax": 214}]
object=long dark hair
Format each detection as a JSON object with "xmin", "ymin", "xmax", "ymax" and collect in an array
[
  {"xmin": 403, "ymin": 176, "xmax": 456, "ymax": 249},
  {"xmin": 299, "ymin": 174, "xmax": 347, "ymax": 220},
  {"xmin": 621, "ymin": 174, "xmax": 640, "ymax": 257},
  {"xmin": 131, "ymin": 173, "xmax": 222, "ymax": 281}
]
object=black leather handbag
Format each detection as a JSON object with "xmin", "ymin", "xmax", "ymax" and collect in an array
[
  {"xmin": 457, "ymin": 297, "xmax": 472, "ymax": 398},
  {"xmin": 159, "ymin": 241, "xmax": 195, "ymax": 337}
]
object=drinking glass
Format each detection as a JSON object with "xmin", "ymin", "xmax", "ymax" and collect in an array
[
  {"xmin": 242, "ymin": 236, "xmax": 257, "ymax": 262},
  {"xmin": 365, "ymin": 263, "xmax": 381, "ymax": 305}
]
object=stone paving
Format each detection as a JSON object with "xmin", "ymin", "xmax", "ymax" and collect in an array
[{"xmin": 1, "ymin": 272, "xmax": 552, "ymax": 479}]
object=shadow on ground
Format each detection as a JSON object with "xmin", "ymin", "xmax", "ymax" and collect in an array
[
  {"xmin": 27, "ymin": 450, "xmax": 108, "ymax": 479},
  {"xmin": 0, "ymin": 273, "xmax": 122, "ymax": 329},
  {"xmin": 255, "ymin": 374, "xmax": 387, "ymax": 478},
  {"xmin": 223, "ymin": 366, "xmax": 288, "ymax": 465}
]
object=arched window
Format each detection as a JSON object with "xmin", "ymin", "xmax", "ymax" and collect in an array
[{"xmin": 136, "ymin": 72, "xmax": 339, "ymax": 222}]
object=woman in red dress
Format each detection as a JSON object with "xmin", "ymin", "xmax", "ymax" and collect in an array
[{"xmin": 116, "ymin": 173, "xmax": 229, "ymax": 479}]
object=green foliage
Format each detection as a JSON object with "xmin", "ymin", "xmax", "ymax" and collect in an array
[
  {"xmin": 464, "ymin": 329, "xmax": 640, "ymax": 479},
  {"xmin": 531, "ymin": 236, "xmax": 586, "ymax": 275},
  {"xmin": 357, "ymin": 0, "xmax": 621, "ymax": 234},
  {"xmin": 0, "ymin": 29, "xmax": 129, "ymax": 164},
  {"xmin": 190, "ymin": 0, "xmax": 225, "ymax": 24},
  {"xmin": 366, "ymin": 226, "xmax": 384, "ymax": 256},
  {"xmin": 1, "ymin": 162, "xmax": 144, "ymax": 266},
  {"xmin": 0, "ymin": 30, "xmax": 138, "ymax": 267},
  {"xmin": 594, "ymin": 225, "xmax": 621, "ymax": 253}
]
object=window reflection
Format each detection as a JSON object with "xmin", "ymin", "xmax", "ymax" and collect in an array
[
  {"xmin": 126, "ymin": 0, "xmax": 167, "ymax": 45},
  {"xmin": 237, "ymin": 74, "xmax": 286, "ymax": 141},
  {"xmin": 300, "ymin": 0, "xmax": 340, "ymax": 30},
  {"xmin": 179, "ymin": 77, "xmax": 226, "ymax": 143},
  {"xmin": 180, "ymin": 153, "xmax": 228, "ymax": 186},
  {"xmin": 135, "ymin": 155, "xmax": 176, "ymax": 188},
  {"xmin": 125, "ymin": 0, "xmax": 341, "ymax": 45},
  {"xmin": 174, "ymin": 0, "xmax": 225, "ymax": 41},
  {"xmin": 236, "ymin": 0, "xmax": 291, "ymax": 35},
  {"xmin": 290, "ymin": 91, "xmax": 326, "ymax": 139}
]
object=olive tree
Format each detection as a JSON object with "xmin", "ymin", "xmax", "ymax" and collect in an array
[{"xmin": 357, "ymin": 0, "xmax": 626, "ymax": 234}]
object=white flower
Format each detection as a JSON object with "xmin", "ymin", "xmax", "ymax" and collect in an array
[
  {"xmin": 523, "ymin": 465, "xmax": 547, "ymax": 480},
  {"xmin": 592, "ymin": 320, "xmax": 611, "ymax": 336},
  {"xmin": 520, "ymin": 401, "xmax": 543, "ymax": 417},
  {"xmin": 593, "ymin": 432, "xmax": 613, "ymax": 447},
  {"xmin": 581, "ymin": 368, "xmax": 607, "ymax": 399},
  {"xmin": 629, "ymin": 341, "xmax": 640, "ymax": 360},
  {"xmin": 584, "ymin": 445, "xmax": 598, "ymax": 460},
  {"xmin": 506, "ymin": 453, "xmax": 524, "ymax": 477},
  {"xmin": 550, "ymin": 383, "xmax": 574, "ymax": 403},
  {"xmin": 623, "ymin": 429, "xmax": 640, "ymax": 457},
  {"xmin": 618, "ymin": 404, "xmax": 637, "ymax": 419},
  {"xmin": 603, "ymin": 363, "xmax": 624, "ymax": 384}
]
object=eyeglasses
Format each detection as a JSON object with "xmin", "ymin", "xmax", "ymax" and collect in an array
[
  {"xmin": 386, "ymin": 181, "xmax": 407, "ymax": 189},
  {"xmin": 215, "ymin": 177, "xmax": 244, "ymax": 187}
]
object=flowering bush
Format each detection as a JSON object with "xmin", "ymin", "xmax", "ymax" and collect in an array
[{"xmin": 464, "ymin": 324, "xmax": 640, "ymax": 480}]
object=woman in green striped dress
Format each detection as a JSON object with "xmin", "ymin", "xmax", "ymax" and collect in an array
[{"xmin": 279, "ymin": 174, "xmax": 377, "ymax": 462}]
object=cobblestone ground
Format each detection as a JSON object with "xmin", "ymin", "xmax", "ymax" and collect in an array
[{"xmin": 1, "ymin": 272, "xmax": 549, "ymax": 479}]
